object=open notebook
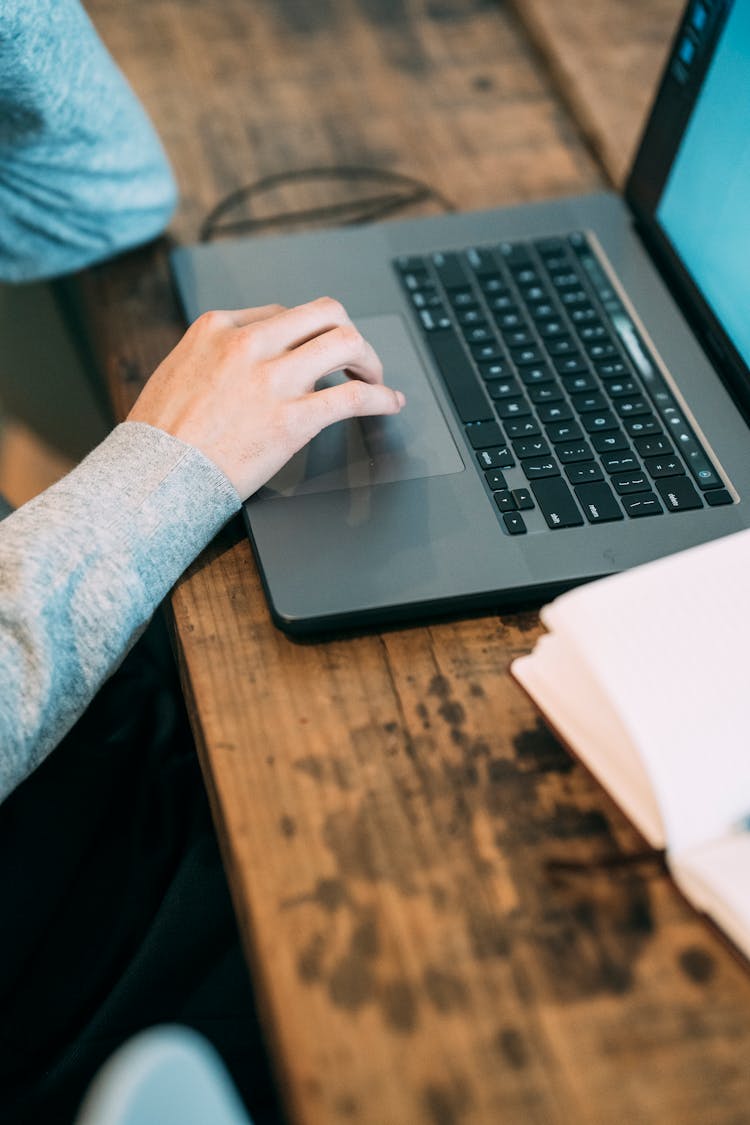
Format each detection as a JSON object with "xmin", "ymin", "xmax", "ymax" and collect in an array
[{"xmin": 511, "ymin": 528, "xmax": 750, "ymax": 961}]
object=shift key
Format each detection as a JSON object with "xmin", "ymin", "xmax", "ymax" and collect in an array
[{"xmin": 531, "ymin": 477, "xmax": 584, "ymax": 528}]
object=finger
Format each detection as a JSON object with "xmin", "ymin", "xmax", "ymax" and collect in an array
[
  {"xmin": 273, "ymin": 323, "xmax": 384, "ymax": 393},
  {"xmin": 253, "ymin": 295, "xmax": 353, "ymax": 353},
  {"xmin": 298, "ymin": 379, "xmax": 405, "ymax": 442},
  {"xmin": 227, "ymin": 303, "xmax": 287, "ymax": 327}
]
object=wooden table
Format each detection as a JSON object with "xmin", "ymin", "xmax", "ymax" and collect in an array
[{"xmin": 78, "ymin": 2, "xmax": 750, "ymax": 1122}]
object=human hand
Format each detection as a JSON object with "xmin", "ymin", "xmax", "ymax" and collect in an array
[{"xmin": 127, "ymin": 297, "xmax": 405, "ymax": 498}]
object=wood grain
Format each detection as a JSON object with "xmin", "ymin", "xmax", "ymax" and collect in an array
[
  {"xmin": 510, "ymin": 0, "xmax": 685, "ymax": 185},
  {"xmin": 78, "ymin": 2, "xmax": 750, "ymax": 1123}
]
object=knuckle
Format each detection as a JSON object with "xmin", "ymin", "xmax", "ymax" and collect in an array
[
  {"xmin": 315, "ymin": 295, "xmax": 347, "ymax": 322},
  {"xmin": 193, "ymin": 309, "xmax": 225, "ymax": 335},
  {"xmin": 337, "ymin": 323, "xmax": 364, "ymax": 352},
  {"xmin": 344, "ymin": 380, "xmax": 366, "ymax": 412}
]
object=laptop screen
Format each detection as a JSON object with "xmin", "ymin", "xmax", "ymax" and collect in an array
[
  {"xmin": 627, "ymin": 0, "xmax": 750, "ymax": 408},
  {"xmin": 656, "ymin": 1, "xmax": 750, "ymax": 367}
]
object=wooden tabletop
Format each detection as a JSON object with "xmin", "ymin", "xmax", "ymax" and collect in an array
[{"xmin": 80, "ymin": 2, "xmax": 750, "ymax": 1122}]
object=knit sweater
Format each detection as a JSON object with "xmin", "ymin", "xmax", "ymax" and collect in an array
[{"xmin": 0, "ymin": 2, "xmax": 242, "ymax": 801}]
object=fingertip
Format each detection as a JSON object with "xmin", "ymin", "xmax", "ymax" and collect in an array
[{"xmin": 395, "ymin": 390, "xmax": 406, "ymax": 409}]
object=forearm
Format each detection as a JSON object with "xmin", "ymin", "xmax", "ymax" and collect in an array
[
  {"xmin": 0, "ymin": 423, "xmax": 240, "ymax": 802},
  {"xmin": 0, "ymin": 0, "xmax": 177, "ymax": 281}
]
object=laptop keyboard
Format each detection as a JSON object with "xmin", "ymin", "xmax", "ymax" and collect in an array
[{"xmin": 394, "ymin": 233, "xmax": 732, "ymax": 535}]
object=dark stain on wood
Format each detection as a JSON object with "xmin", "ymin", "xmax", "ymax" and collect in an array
[
  {"xmin": 423, "ymin": 1076, "xmax": 472, "ymax": 1125},
  {"xmin": 495, "ymin": 1026, "xmax": 528, "ymax": 1069},
  {"xmin": 380, "ymin": 978, "xmax": 419, "ymax": 1032},
  {"xmin": 424, "ymin": 967, "xmax": 470, "ymax": 1013},
  {"xmin": 280, "ymin": 815, "xmax": 297, "ymax": 838},
  {"xmin": 328, "ymin": 953, "xmax": 377, "ymax": 1011},
  {"xmin": 679, "ymin": 946, "xmax": 716, "ymax": 985}
]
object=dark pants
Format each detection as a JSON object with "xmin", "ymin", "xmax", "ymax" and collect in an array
[{"xmin": 0, "ymin": 615, "xmax": 283, "ymax": 1125}]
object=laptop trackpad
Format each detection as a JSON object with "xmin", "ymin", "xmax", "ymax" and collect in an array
[{"xmin": 260, "ymin": 314, "xmax": 464, "ymax": 498}]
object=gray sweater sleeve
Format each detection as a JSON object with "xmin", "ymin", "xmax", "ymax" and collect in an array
[
  {"xmin": 0, "ymin": 0, "xmax": 177, "ymax": 281},
  {"xmin": 0, "ymin": 422, "xmax": 241, "ymax": 803}
]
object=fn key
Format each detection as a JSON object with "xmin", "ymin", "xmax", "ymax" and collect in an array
[{"xmin": 531, "ymin": 477, "xmax": 584, "ymax": 528}]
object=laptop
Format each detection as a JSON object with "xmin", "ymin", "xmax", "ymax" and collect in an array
[{"xmin": 172, "ymin": 0, "xmax": 750, "ymax": 635}]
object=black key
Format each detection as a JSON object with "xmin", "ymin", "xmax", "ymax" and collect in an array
[
  {"xmin": 535, "ymin": 236, "xmax": 566, "ymax": 257},
  {"xmin": 487, "ymin": 377, "xmax": 521, "ymax": 399},
  {"xmin": 597, "ymin": 359, "xmax": 629, "ymax": 378},
  {"xmin": 553, "ymin": 355, "xmax": 588, "ymax": 375},
  {"xmin": 503, "ymin": 511, "xmax": 527, "ymax": 535},
  {"xmin": 531, "ymin": 476, "xmax": 584, "ymax": 528},
  {"xmin": 479, "ymin": 360, "xmax": 510, "ymax": 381},
  {"xmin": 504, "ymin": 417, "xmax": 542, "ymax": 439},
  {"xmin": 466, "ymin": 247, "xmax": 499, "ymax": 276},
  {"xmin": 529, "ymin": 383, "xmax": 564, "ymax": 405},
  {"xmin": 480, "ymin": 275, "xmax": 507, "ymax": 295},
  {"xmin": 511, "ymin": 488, "xmax": 534, "ymax": 510},
  {"xmin": 570, "ymin": 307, "xmax": 600, "ymax": 325},
  {"xmin": 489, "ymin": 295, "xmax": 518, "ymax": 313},
  {"xmin": 519, "ymin": 364, "xmax": 554, "ymax": 386},
  {"xmin": 550, "ymin": 270, "xmax": 580, "ymax": 290},
  {"xmin": 607, "ymin": 378, "xmax": 639, "ymax": 398},
  {"xmin": 463, "ymin": 325, "xmax": 493, "ymax": 344},
  {"xmin": 433, "ymin": 251, "xmax": 468, "ymax": 290},
  {"xmin": 557, "ymin": 440, "xmax": 594, "ymax": 464},
  {"xmin": 685, "ymin": 452, "xmax": 723, "ymax": 491},
  {"xmin": 449, "ymin": 287, "xmax": 477, "ymax": 308},
  {"xmin": 634, "ymin": 435, "xmax": 673, "ymax": 457},
  {"xmin": 644, "ymin": 455, "xmax": 685, "ymax": 479},
  {"xmin": 656, "ymin": 476, "xmax": 703, "ymax": 512},
  {"xmin": 560, "ymin": 289, "xmax": 589, "ymax": 307},
  {"xmin": 545, "ymin": 337, "xmax": 577, "ymax": 356},
  {"xmin": 513, "ymin": 437, "xmax": 550, "ymax": 459},
  {"xmin": 530, "ymin": 302, "xmax": 557, "ymax": 322},
  {"xmin": 396, "ymin": 255, "xmax": 427, "ymax": 274},
  {"xmin": 498, "ymin": 242, "xmax": 532, "ymax": 266},
  {"xmin": 523, "ymin": 458, "xmax": 560, "ymax": 480},
  {"xmin": 511, "ymin": 346, "xmax": 545, "ymax": 366},
  {"xmin": 472, "ymin": 342, "xmax": 503, "ymax": 362},
  {"xmin": 476, "ymin": 446, "xmax": 514, "ymax": 470},
  {"xmin": 538, "ymin": 402, "xmax": 573, "ymax": 424},
  {"xmin": 466, "ymin": 420, "xmax": 504, "ymax": 449},
  {"xmin": 575, "ymin": 481, "xmax": 624, "ymax": 523},
  {"xmin": 456, "ymin": 308, "xmax": 484, "ymax": 326},
  {"xmin": 496, "ymin": 397, "xmax": 532, "ymax": 419},
  {"xmin": 625, "ymin": 417, "xmax": 661, "ymax": 437},
  {"xmin": 419, "ymin": 309, "xmax": 452, "ymax": 332},
  {"xmin": 515, "ymin": 267, "xmax": 541, "ymax": 285},
  {"xmin": 411, "ymin": 290, "xmax": 442, "ymax": 310},
  {"xmin": 494, "ymin": 490, "xmax": 516, "ymax": 512},
  {"xmin": 537, "ymin": 319, "xmax": 567, "ymax": 338},
  {"xmin": 578, "ymin": 324, "xmax": 609, "ymax": 342},
  {"xmin": 485, "ymin": 469, "xmax": 508, "ymax": 490},
  {"xmin": 621, "ymin": 492, "xmax": 662, "ymax": 518},
  {"xmin": 503, "ymin": 329, "xmax": 535, "ymax": 348},
  {"xmin": 615, "ymin": 396, "xmax": 652, "ymax": 418},
  {"xmin": 705, "ymin": 489, "xmax": 733, "ymax": 506},
  {"xmin": 601, "ymin": 451, "xmax": 639, "ymax": 474},
  {"xmin": 571, "ymin": 391, "xmax": 608, "ymax": 414},
  {"xmin": 586, "ymin": 342, "xmax": 618, "ymax": 360},
  {"xmin": 611, "ymin": 471, "xmax": 651, "ymax": 495},
  {"xmin": 562, "ymin": 371, "xmax": 598, "ymax": 394},
  {"xmin": 426, "ymin": 332, "xmax": 493, "ymax": 423},
  {"xmin": 520, "ymin": 285, "xmax": 547, "ymax": 303},
  {"xmin": 546, "ymin": 421, "xmax": 584, "ymax": 443},
  {"xmin": 593, "ymin": 430, "xmax": 629, "ymax": 453},
  {"xmin": 582, "ymin": 410, "xmax": 619, "ymax": 434},
  {"xmin": 566, "ymin": 463, "xmax": 604, "ymax": 485},
  {"xmin": 495, "ymin": 311, "xmax": 524, "ymax": 330}
]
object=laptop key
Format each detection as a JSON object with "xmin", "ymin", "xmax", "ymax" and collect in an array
[
  {"xmin": 625, "ymin": 417, "xmax": 661, "ymax": 437},
  {"xmin": 570, "ymin": 391, "xmax": 608, "ymax": 413},
  {"xmin": 557, "ymin": 440, "xmax": 594, "ymax": 463},
  {"xmin": 601, "ymin": 451, "xmax": 639, "ymax": 474},
  {"xmin": 531, "ymin": 477, "xmax": 584, "ymax": 528},
  {"xmin": 705, "ymin": 489, "xmax": 733, "ymax": 506},
  {"xmin": 466, "ymin": 420, "xmax": 504, "ymax": 449},
  {"xmin": 511, "ymin": 488, "xmax": 534, "ymax": 510},
  {"xmin": 644, "ymin": 455, "xmax": 684, "ymax": 478},
  {"xmin": 546, "ymin": 421, "xmax": 584, "ymax": 443},
  {"xmin": 656, "ymin": 476, "xmax": 703, "ymax": 511},
  {"xmin": 538, "ymin": 402, "xmax": 573, "ymax": 424},
  {"xmin": 477, "ymin": 446, "xmax": 515, "ymax": 470},
  {"xmin": 529, "ymin": 383, "xmax": 564, "ymax": 404},
  {"xmin": 566, "ymin": 463, "xmax": 604, "ymax": 485},
  {"xmin": 575, "ymin": 481, "xmax": 624, "ymax": 523},
  {"xmin": 496, "ymin": 397, "xmax": 532, "ymax": 419},
  {"xmin": 513, "ymin": 437, "xmax": 550, "ymax": 459},
  {"xmin": 503, "ymin": 511, "xmax": 527, "ymax": 535},
  {"xmin": 488, "ymin": 377, "xmax": 521, "ymax": 399},
  {"xmin": 611, "ymin": 471, "xmax": 651, "ymax": 494},
  {"xmin": 634, "ymin": 435, "xmax": 672, "ymax": 457},
  {"xmin": 519, "ymin": 364, "xmax": 554, "ymax": 386},
  {"xmin": 504, "ymin": 417, "xmax": 542, "ymax": 438},
  {"xmin": 593, "ymin": 430, "xmax": 630, "ymax": 453},
  {"xmin": 427, "ymin": 331, "xmax": 493, "ymax": 423},
  {"xmin": 615, "ymin": 396, "xmax": 652, "ymax": 418},
  {"xmin": 582, "ymin": 410, "xmax": 619, "ymax": 434},
  {"xmin": 523, "ymin": 458, "xmax": 560, "ymax": 480},
  {"xmin": 485, "ymin": 469, "xmax": 508, "ymax": 490},
  {"xmin": 494, "ymin": 490, "xmax": 516, "ymax": 512},
  {"xmin": 479, "ymin": 360, "xmax": 510, "ymax": 381},
  {"xmin": 621, "ymin": 492, "xmax": 663, "ymax": 518}
]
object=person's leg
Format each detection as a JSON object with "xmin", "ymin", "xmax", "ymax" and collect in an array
[{"xmin": 0, "ymin": 613, "xmax": 283, "ymax": 1125}]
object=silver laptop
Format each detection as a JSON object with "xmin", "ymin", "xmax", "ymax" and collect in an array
[{"xmin": 172, "ymin": 0, "xmax": 750, "ymax": 634}]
